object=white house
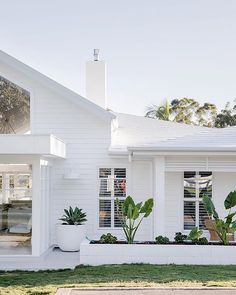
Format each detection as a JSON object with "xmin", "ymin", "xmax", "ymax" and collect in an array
[{"xmin": 0, "ymin": 49, "xmax": 236, "ymax": 269}]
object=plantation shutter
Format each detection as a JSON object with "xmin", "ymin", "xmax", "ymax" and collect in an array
[
  {"xmin": 184, "ymin": 171, "xmax": 212, "ymax": 230},
  {"xmin": 99, "ymin": 168, "xmax": 126, "ymax": 228}
]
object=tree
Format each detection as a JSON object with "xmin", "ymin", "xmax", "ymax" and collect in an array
[
  {"xmin": 145, "ymin": 100, "xmax": 171, "ymax": 121},
  {"xmin": 146, "ymin": 98, "xmax": 217, "ymax": 127},
  {"xmin": 214, "ymin": 102, "xmax": 236, "ymax": 128}
]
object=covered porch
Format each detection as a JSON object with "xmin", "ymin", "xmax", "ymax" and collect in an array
[{"xmin": 0, "ymin": 134, "xmax": 65, "ymax": 257}]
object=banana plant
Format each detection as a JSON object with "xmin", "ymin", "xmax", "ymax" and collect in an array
[
  {"xmin": 203, "ymin": 191, "xmax": 236, "ymax": 245},
  {"xmin": 116, "ymin": 196, "xmax": 154, "ymax": 244}
]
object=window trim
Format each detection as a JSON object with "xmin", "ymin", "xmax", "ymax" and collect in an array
[
  {"xmin": 183, "ymin": 171, "xmax": 212, "ymax": 231},
  {"xmin": 97, "ymin": 166, "xmax": 128, "ymax": 230}
]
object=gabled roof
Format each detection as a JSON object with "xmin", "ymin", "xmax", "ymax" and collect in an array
[
  {"xmin": 110, "ymin": 113, "xmax": 236, "ymax": 154},
  {"xmin": 128, "ymin": 126, "xmax": 236, "ymax": 152},
  {"xmin": 0, "ymin": 50, "xmax": 115, "ymax": 122},
  {"xmin": 111, "ymin": 112, "xmax": 210, "ymax": 150}
]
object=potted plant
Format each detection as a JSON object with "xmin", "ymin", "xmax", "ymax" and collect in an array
[{"xmin": 56, "ymin": 206, "xmax": 87, "ymax": 251}]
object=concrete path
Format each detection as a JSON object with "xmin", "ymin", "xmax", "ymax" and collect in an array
[{"xmin": 56, "ymin": 288, "xmax": 236, "ymax": 295}]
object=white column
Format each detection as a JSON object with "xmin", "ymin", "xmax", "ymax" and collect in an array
[
  {"xmin": 153, "ymin": 156, "xmax": 165, "ymax": 237},
  {"xmin": 32, "ymin": 156, "xmax": 41, "ymax": 256}
]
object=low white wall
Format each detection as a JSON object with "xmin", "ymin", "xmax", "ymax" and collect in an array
[{"xmin": 80, "ymin": 239, "xmax": 236, "ymax": 265}]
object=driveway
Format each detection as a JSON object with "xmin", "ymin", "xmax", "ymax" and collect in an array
[{"xmin": 56, "ymin": 288, "xmax": 236, "ymax": 295}]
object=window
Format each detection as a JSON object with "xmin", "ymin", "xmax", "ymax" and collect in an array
[
  {"xmin": 0, "ymin": 164, "xmax": 32, "ymax": 255},
  {"xmin": 0, "ymin": 75, "xmax": 30, "ymax": 134},
  {"xmin": 183, "ymin": 171, "xmax": 212, "ymax": 230},
  {"xmin": 99, "ymin": 168, "xmax": 126, "ymax": 228}
]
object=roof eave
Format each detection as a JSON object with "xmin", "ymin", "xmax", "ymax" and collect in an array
[{"xmin": 0, "ymin": 50, "xmax": 115, "ymax": 123}]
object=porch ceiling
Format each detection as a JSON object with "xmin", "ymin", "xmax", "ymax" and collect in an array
[{"xmin": 0, "ymin": 134, "xmax": 66, "ymax": 158}]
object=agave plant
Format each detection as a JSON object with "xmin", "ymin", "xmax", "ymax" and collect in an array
[
  {"xmin": 116, "ymin": 196, "xmax": 154, "ymax": 244},
  {"xmin": 59, "ymin": 206, "xmax": 87, "ymax": 225}
]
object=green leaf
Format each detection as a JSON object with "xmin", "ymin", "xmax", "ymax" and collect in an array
[
  {"xmin": 132, "ymin": 206, "xmax": 140, "ymax": 220},
  {"xmin": 123, "ymin": 196, "xmax": 135, "ymax": 216},
  {"xmin": 187, "ymin": 227, "xmax": 203, "ymax": 241},
  {"xmin": 127, "ymin": 204, "xmax": 133, "ymax": 219},
  {"xmin": 140, "ymin": 198, "xmax": 154, "ymax": 217},
  {"xmin": 224, "ymin": 191, "xmax": 236, "ymax": 209},
  {"xmin": 226, "ymin": 212, "xmax": 236, "ymax": 225},
  {"xmin": 202, "ymin": 194, "xmax": 219, "ymax": 219}
]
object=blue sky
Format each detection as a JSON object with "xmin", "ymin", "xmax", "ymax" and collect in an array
[{"xmin": 0, "ymin": 0, "xmax": 236, "ymax": 115}]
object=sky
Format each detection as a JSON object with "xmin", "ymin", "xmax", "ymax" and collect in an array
[{"xmin": 0, "ymin": 0, "xmax": 236, "ymax": 115}]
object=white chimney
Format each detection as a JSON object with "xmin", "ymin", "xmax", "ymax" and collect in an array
[{"xmin": 86, "ymin": 49, "xmax": 107, "ymax": 108}]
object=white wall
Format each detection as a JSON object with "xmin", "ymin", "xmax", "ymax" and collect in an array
[
  {"xmin": 165, "ymin": 172, "xmax": 183, "ymax": 239},
  {"xmin": 213, "ymin": 172, "xmax": 236, "ymax": 218},
  {"xmin": 164, "ymin": 156, "xmax": 236, "ymax": 241},
  {"xmin": 130, "ymin": 161, "xmax": 153, "ymax": 241},
  {"xmin": 31, "ymin": 87, "xmax": 124, "ymax": 243}
]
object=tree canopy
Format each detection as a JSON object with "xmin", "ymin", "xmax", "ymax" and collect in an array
[{"xmin": 146, "ymin": 98, "xmax": 236, "ymax": 128}]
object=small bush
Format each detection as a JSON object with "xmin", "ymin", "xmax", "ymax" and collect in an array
[
  {"xmin": 155, "ymin": 235, "xmax": 170, "ymax": 244},
  {"xmin": 187, "ymin": 227, "xmax": 203, "ymax": 242},
  {"xmin": 174, "ymin": 232, "xmax": 187, "ymax": 243},
  {"xmin": 196, "ymin": 237, "xmax": 208, "ymax": 245},
  {"xmin": 100, "ymin": 233, "xmax": 117, "ymax": 244}
]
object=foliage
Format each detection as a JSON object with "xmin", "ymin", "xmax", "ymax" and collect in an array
[
  {"xmin": 146, "ymin": 98, "xmax": 236, "ymax": 128},
  {"xmin": 203, "ymin": 192, "xmax": 236, "ymax": 245},
  {"xmin": 1, "ymin": 264, "xmax": 236, "ymax": 294},
  {"xmin": 187, "ymin": 228, "xmax": 208, "ymax": 244},
  {"xmin": 174, "ymin": 232, "xmax": 187, "ymax": 243},
  {"xmin": 59, "ymin": 206, "xmax": 87, "ymax": 225},
  {"xmin": 197, "ymin": 237, "xmax": 208, "ymax": 245},
  {"xmin": 215, "ymin": 102, "xmax": 236, "ymax": 128},
  {"xmin": 187, "ymin": 227, "xmax": 203, "ymax": 242},
  {"xmin": 155, "ymin": 235, "xmax": 170, "ymax": 244},
  {"xmin": 116, "ymin": 196, "xmax": 154, "ymax": 244},
  {"xmin": 0, "ymin": 76, "xmax": 30, "ymax": 133},
  {"xmin": 100, "ymin": 233, "xmax": 117, "ymax": 244},
  {"xmin": 146, "ymin": 98, "xmax": 217, "ymax": 127},
  {"xmin": 146, "ymin": 100, "xmax": 171, "ymax": 121}
]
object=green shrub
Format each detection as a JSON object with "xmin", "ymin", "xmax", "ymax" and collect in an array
[
  {"xmin": 100, "ymin": 233, "xmax": 117, "ymax": 244},
  {"xmin": 174, "ymin": 232, "xmax": 187, "ymax": 243},
  {"xmin": 196, "ymin": 237, "xmax": 208, "ymax": 245},
  {"xmin": 187, "ymin": 227, "xmax": 203, "ymax": 242},
  {"xmin": 187, "ymin": 227, "xmax": 208, "ymax": 245},
  {"xmin": 155, "ymin": 235, "xmax": 170, "ymax": 244}
]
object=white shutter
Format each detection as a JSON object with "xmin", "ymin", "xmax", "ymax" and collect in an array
[
  {"xmin": 183, "ymin": 171, "xmax": 212, "ymax": 230},
  {"xmin": 99, "ymin": 168, "xmax": 126, "ymax": 228}
]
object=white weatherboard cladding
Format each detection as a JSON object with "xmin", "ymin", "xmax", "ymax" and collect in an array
[
  {"xmin": 165, "ymin": 172, "xmax": 183, "ymax": 239},
  {"xmin": 165, "ymin": 156, "xmax": 236, "ymax": 172},
  {"xmin": 32, "ymin": 89, "xmax": 121, "ymax": 243},
  {"xmin": 130, "ymin": 161, "xmax": 153, "ymax": 241}
]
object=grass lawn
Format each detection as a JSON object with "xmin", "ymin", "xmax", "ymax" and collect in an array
[{"xmin": 1, "ymin": 264, "xmax": 236, "ymax": 295}]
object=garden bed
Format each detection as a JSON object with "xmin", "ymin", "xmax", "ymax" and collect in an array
[
  {"xmin": 80, "ymin": 239, "xmax": 236, "ymax": 265},
  {"xmin": 90, "ymin": 240, "xmax": 236, "ymax": 245}
]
